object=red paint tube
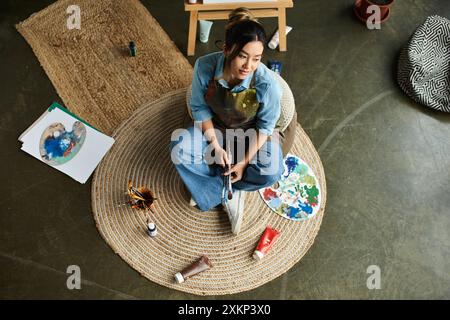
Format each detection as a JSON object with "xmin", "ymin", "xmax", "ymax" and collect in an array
[{"xmin": 253, "ymin": 226, "xmax": 280, "ymax": 260}]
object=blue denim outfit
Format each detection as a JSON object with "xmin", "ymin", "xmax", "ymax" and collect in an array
[
  {"xmin": 169, "ymin": 52, "xmax": 284, "ymax": 212},
  {"xmin": 190, "ymin": 51, "xmax": 282, "ymax": 135}
]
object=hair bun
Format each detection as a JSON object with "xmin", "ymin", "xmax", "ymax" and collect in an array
[{"xmin": 226, "ymin": 7, "xmax": 257, "ymax": 30}]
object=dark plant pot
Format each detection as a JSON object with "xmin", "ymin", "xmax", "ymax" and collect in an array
[{"xmin": 354, "ymin": 0, "xmax": 395, "ymax": 24}]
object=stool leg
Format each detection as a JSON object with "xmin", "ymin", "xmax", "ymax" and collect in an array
[
  {"xmin": 188, "ymin": 11, "xmax": 198, "ymax": 56},
  {"xmin": 278, "ymin": 8, "xmax": 287, "ymax": 51}
]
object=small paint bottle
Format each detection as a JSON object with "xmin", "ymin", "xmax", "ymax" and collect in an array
[
  {"xmin": 268, "ymin": 60, "xmax": 282, "ymax": 75},
  {"xmin": 147, "ymin": 222, "xmax": 157, "ymax": 237},
  {"xmin": 129, "ymin": 41, "xmax": 137, "ymax": 57}
]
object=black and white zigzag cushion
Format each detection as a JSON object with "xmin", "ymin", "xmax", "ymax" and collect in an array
[{"xmin": 398, "ymin": 15, "xmax": 450, "ymax": 113}]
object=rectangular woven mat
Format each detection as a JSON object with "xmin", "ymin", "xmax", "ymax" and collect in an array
[{"xmin": 17, "ymin": 0, "xmax": 193, "ymax": 135}]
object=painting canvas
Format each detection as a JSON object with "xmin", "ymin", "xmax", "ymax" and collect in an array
[
  {"xmin": 259, "ymin": 154, "xmax": 321, "ymax": 221},
  {"xmin": 19, "ymin": 103, "xmax": 115, "ymax": 183}
]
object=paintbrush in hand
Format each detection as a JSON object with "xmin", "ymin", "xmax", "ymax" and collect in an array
[{"xmin": 226, "ymin": 144, "xmax": 233, "ymax": 200}]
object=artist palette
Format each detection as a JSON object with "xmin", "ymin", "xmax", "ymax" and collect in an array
[
  {"xmin": 259, "ymin": 154, "xmax": 321, "ymax": 221},
  {"xmin": 39, "ymin": 121, "xmax": 86, "ymax": 166}
]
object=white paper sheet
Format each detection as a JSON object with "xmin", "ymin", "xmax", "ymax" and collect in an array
[{"xmin": 19, "ymin": 106, "xmax": 115, "ymax": 183}]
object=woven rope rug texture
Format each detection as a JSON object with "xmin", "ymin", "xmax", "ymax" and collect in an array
[
  {"xmin": 92, "ymin": 89, "xmax": 327, "ymax": 295},
  {"xmin": 16, "ymin": 0, "xmax": 192, "ymax": 135}
]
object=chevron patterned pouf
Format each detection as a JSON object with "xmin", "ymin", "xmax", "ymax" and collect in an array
[{"xmin": 398, "ymin": 15, "xmax": 450, "ymax": 113}]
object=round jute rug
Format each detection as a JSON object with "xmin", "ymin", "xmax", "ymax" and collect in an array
[{"xmin": 91, "ymin": 89, "xmax": 327, "ymax": 296}]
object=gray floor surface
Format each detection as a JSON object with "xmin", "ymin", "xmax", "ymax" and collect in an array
[{"xmin": 0, "ymin": 0, "xmax": 449, "ymax": 299}]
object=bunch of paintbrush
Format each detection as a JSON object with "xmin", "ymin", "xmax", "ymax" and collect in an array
[{"xmin": 125, "ymin": 181, "xmax": 157, "ymax": 212}]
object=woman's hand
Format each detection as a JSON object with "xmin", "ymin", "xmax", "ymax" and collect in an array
[
  {"xmin": 224, "ymin": 162, "xmax": 247, "ymax": 183},
  {"xmin": 213, "ymin": 144, "xmax": 231, "ymax": 168}
]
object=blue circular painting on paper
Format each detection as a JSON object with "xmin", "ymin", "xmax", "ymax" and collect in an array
[
  {"xmin": 39, "ymin": 121, "xmax": 86, "ymax": 166},
  {"xmin": 259, "ymin": 154, "xmax": 321, "ymax": 221}
]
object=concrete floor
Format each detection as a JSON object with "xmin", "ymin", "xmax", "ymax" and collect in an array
[{"xmin": 1, "ymin": 0, "xmax": 449, "ymax": 299}]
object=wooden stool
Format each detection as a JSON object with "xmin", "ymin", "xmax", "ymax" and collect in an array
[{"xmin": 184, "ymin": 0, "xmax": 294, "ymax": 56}]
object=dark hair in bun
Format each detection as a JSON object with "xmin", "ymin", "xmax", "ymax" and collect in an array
[{"xmin": 224, "ymin": 7, "xmax": 267, "ymax": 66}]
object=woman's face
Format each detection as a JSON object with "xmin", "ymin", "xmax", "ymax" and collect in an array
[{"xmin": 226, "ymin": 41, "xmax": 264, "ymax": 81}]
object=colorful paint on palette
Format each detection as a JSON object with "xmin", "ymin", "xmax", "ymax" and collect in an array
[
  {"xmin": 39, "ymin": 121, "xmax": 86, "ymax": 166},
  {"xmin": 259, "ymin": 154, "xmax": 321, "ymax": 221}
]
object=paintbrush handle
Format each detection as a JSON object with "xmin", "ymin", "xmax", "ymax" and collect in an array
[{"xmin": 226, "ymin": 145, "xmax": 233, "ymax": 197}]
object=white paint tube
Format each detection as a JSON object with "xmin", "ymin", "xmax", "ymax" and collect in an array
[
  {"xmin": 199, "ymin": 20, "xmax": 213, "ymax": 43},
  {"xmin": 268, "ymin": 26, "xmax": 293, "ymax": 50}
]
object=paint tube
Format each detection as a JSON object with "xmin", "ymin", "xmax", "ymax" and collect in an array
[
  {"xmin": 174, "ymin": 255, "xmax": 213, "ymax": 283},
  {"xmin": 268, "ymin": 26, "xmax": 293, "ymax": 50},
  {"xmin": 253, "ymin": 226, "xmax": 280, "ymax": 260},
  {"xmin": 199, "ymin": 20, "xmax": 213, "ymax": 43}
]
